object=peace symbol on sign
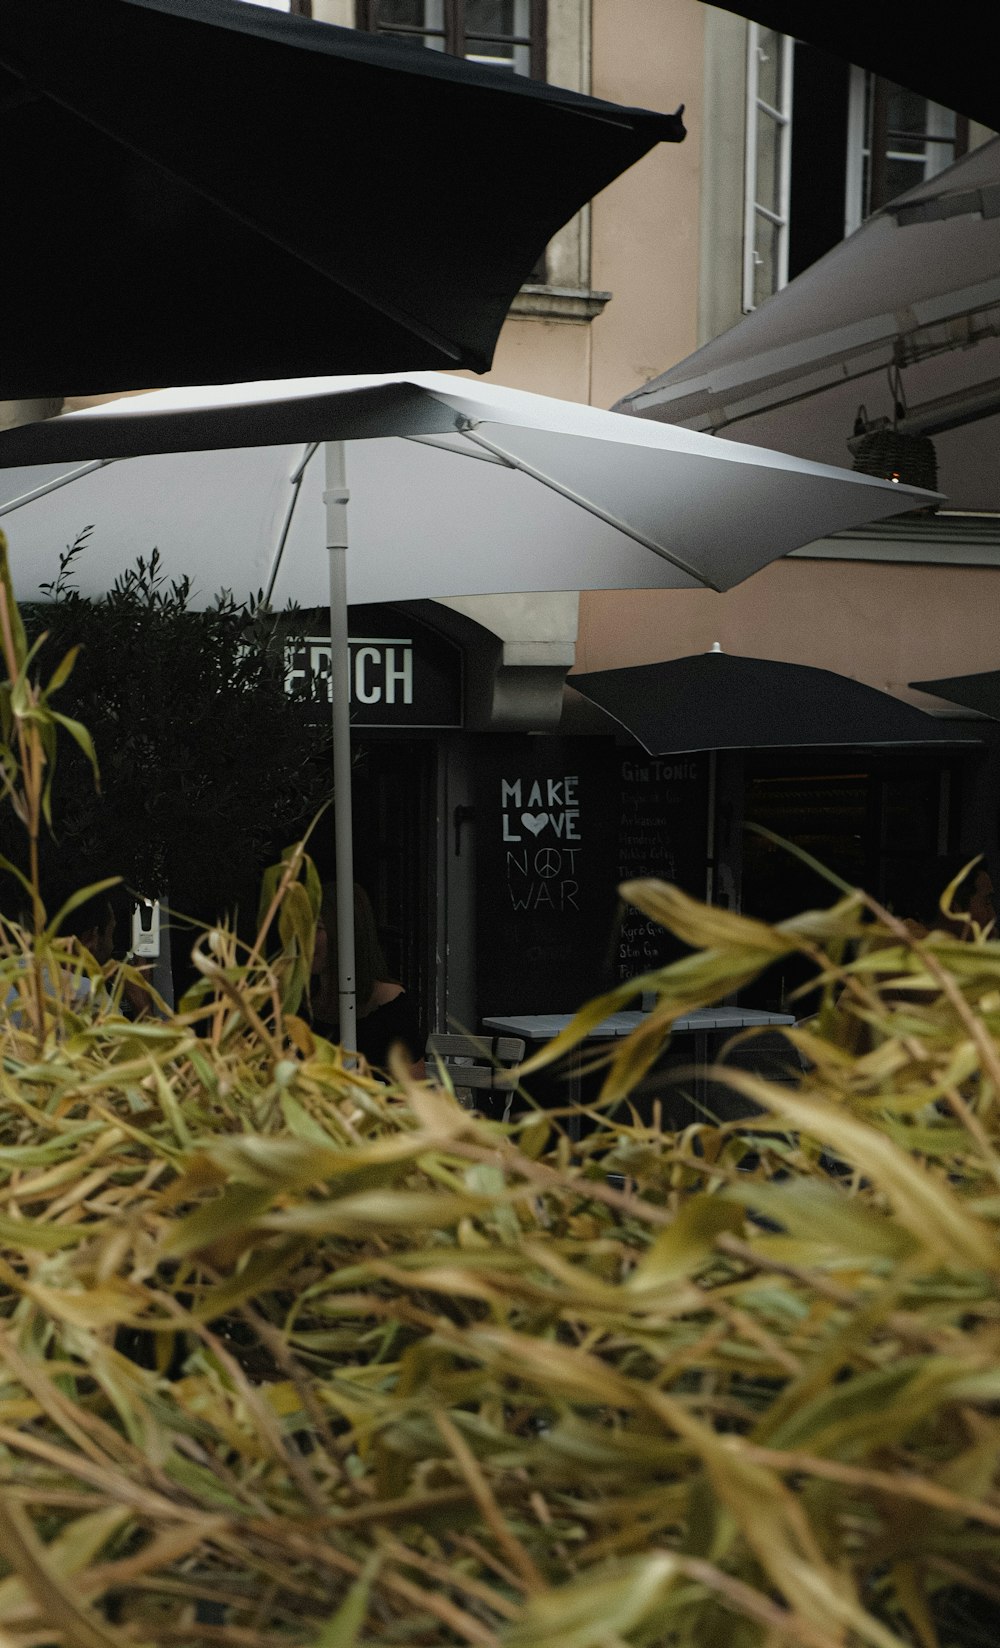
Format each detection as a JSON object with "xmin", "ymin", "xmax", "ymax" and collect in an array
[{"xmin": 535, "ymin": 848, "xmax": 562, "ymax": 879}]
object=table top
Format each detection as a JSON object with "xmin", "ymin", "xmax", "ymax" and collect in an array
[{"xmin": 482, "ymin": 1006, "xmax": 796, "ymax": 1042}]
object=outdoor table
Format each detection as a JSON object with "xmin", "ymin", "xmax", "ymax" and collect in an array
[{"xmin": 482, "ymin": 1006, "xmax": 796, "ymax": 1117}]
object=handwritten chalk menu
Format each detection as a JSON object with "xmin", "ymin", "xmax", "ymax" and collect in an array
[
  {"xmin": 617, "ymin": 753, "xmax": 709, "ymax": 979},
  {"xmin": 477, "ymin": 737, "xmax": 619, "ymax": 1015}
]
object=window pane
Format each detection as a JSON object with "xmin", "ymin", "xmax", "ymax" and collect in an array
[
  {"xmin": 753, "ymin": 214, "xmax": 778, "ymax": 307},
  {"xmin": 466, "ymin": 0, "xmax": 525, "ymax": 34},
  {"xmin": 756, "ymin": 28, "xmax": 781, "ymax": 108},
  {"xmin": 853, "ymin": 73, "xmax": 961, "ymax": 221},
  {"xmin": 465, "ymin": 0, "xmax": 532, "ymax": 72},
  {"xmin": 885, "ymin": 154, "xmax": 927, "ymax": 201},
  {"xmin": 465, "ymin": 39, "xmax": 531, "ymax": 71},
  {"xmin": 887, "ymin": 84, "xmax": 933, "ymax": 139},
  {"xmin": 755, "ymin": 110, "xmax": 782, "ymax": 216},
  {"xmin": 372, "ymin": 0, "xmax": 446, "ymax": 47}
]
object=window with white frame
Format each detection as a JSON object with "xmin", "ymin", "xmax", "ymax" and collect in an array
[
  {"xmin": 845, "ymin": 70, "xmax": 968, "ymax": 235},
  {"xmin": 357, "ymin": 1, "xmax": 544, "ymax": 79},
  {"xmin": 358, "ymin": 1, "xmax": 548, "ymax": 279},
  {"xmin": 238, "ymin": 0, "xmax": 312, "ymax": 11},
  {"xmin": 742, "ymin": 24, "xmax": 793, "ymax": 312}
]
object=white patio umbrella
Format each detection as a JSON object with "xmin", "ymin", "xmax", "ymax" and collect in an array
[
  {"xmin": 616, "ymin": 139, "xmax": 1000, "ymax": 511},
  {"xmin": 0, "ymin": 372, "xmax": 930, "ymax": 1048}
]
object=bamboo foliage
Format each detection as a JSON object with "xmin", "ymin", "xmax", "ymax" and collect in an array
[{"xmin": 0, "ymin": 530, "xmax": 999, "ymax": 1645}]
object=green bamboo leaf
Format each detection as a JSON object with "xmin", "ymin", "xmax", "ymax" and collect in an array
[
  {"xmin": 279, "ymin": 879, "xmax": 316, "ymax": 954},
  {"xmin": 310, "ymin": 1556, "xmax": 380, "ymax": 1648},
  {"xmin": 629, "ymin": 1195, "xmax": 746, "ymax": 1289},
  {"xmin": 744, "ymin": 822, "xmax": 857, "ymax": 897},
  {"xmin": 262, "ymin": 1189, "xmax": 491, "ymax": 1237},
  {"xmin": 621, "ymin": 877, "xmax": 793, "ymax": 955},
  {"xmin": 0, "ymin": 1505, "xmax": 131, "ymax": 1625},
  {"xmin": 19, "ymin": 628, "xmax": 52, "ymax": 679},
  {"xmin": 504, "ymin": 1553, "xmax": 680, "ymax": 1648},
  {"xmin": 43, "ymin": 643, "xmax": 81, "ymax": 697},
  {"xmin": 0, "ymin": 530, "xmax": 29, "ymax": 671},
  {"xmin": 0, "ymin": 851, "xmax": 36, "ymax": 900},
  {"xmin": 889, "ymin": 1561, "xmax": 940, "ymax": 1648},
  {"xmin": 257, "ymin": 860, "xmax": 283, "ymax": 929},
  {"xmin": 0, "ymin": 1216, "xmax": 87, "ymax": 1250},
  {"xmin": 281, "ymin": 1092, "xmax": 338, "ymax": 1147},
  {"xmin": 45, "ymin": 877, "xmax": 122, "ymax": 941},
  {"xmin": 162, "ymin": 1184, "xmax": 276, "ymax": 1257},
  {"xmin": 723, "ymin": 1179, "xmax": 916, "ymax": 1261},
  {"xmin": 48, "ymin": 709, "xmax": 100, "ymax": 785},
  {"xmin": 714, "ymin": 1068, "xmax": 999, "ymax": 1270}
]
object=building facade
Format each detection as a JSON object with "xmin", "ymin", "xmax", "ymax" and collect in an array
[
  {"xmin": 236, "ymin": 1, "xmax": 1000, "ymax": 1023},
  {"xmin": 8, "ymin": 2, "xmax": 996, "ymax": 1026}
]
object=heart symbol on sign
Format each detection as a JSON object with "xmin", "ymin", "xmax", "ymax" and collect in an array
[{"xmin": 521, "ymin": 812, "xmax": 548, "ymax": 835}]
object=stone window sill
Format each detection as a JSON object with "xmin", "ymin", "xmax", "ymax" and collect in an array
[{"xmin": 509, "ymin": 285, "xmax": 612, "ymax": 322}]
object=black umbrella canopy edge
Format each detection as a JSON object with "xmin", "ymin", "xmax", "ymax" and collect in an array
[
  {"xmin": 571, "ymin": 653, "xmax": 982, "ymax": 757},
  {"xmin": 698, "ymin": 0, "xmax": 997, "ymax": 130},
  {"xmin": 133, "ymin": 0, "xmax": 685, "ymax": 133},
  {"xmin": 910, "ymin": 671, "xmax": 1000, "ymax": 721},
  {"xmin": 1, "ymin": 0, "xmax": 686, "ymax": 396}
]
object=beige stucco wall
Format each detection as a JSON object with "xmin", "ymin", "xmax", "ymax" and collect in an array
[
  {"xmin": 573, "ymin": 561, "xmax": 1000, "ymax": 710},
  {"xmin": 459, "ymin": 0, "xmax": 706, "ymax": 652},
  {"xmin": 483, "ymin": 0, "xmax": 703, "ymax": 407},
  {"xmin": 590, "ymin": 0, "xmax": 703, "ymax": 408},
  {"xmin": 478, "ymin": 317, "xmax": 593, "ymax": 403}
]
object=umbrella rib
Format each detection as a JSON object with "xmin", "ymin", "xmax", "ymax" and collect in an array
[
  {"xmin": 0, "ymin": 58, "xmax": 470, "ymax": 369},
  {"xmin": 454, "ymin": 420, "xmax": 723, "ymax": 591},
  {"xmin": 264, "ymin": 443, "xmax": 319, "ymax": 607},
  {"xmin": 0, "ymin": 459, "xmax": 119, "ymax": 519}
]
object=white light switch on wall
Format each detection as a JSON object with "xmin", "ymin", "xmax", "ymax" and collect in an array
[{"xmin": 131, "ymin": 899, "xmax": 161, "ymax": 959}]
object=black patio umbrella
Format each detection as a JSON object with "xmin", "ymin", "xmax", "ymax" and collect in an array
[
  {"xmin": 910, "ymin": 671, "xmax": 1000, "ymax": 720},
  {"xmin": 700, "ymin": 1, "xmax": 996, "ymax": 130},
  {"xmin": 572, "ymin": 648, "xmax": 979, "ymax": 755},
  {"xmin": 0, "ymin": 0, "xmax": 684, "ymax": 399}
]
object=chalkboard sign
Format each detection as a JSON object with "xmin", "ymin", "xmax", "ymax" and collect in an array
[
  {"xmin": 476, "ymin": 737, "xmax": 619, "ymax": 1015},
  {"xmin": 617, "ymin": 753, "xmax": 709, "ymax": 979}
]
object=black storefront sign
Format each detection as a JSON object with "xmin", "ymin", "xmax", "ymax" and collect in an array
[
  {"xmin": 477, "ymin": 736, "xmax": 619, "ymax": 1015},
  {"xmin": 285, "ymin": 604, "xmax": 462, "ymax": 728},
  {"xmin": 617, "ymin": 752, "xmax": 709, "ymax": 978}
]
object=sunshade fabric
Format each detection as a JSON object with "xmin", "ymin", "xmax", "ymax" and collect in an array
[
  {"xmin": 616, "ymin": 141, "xmax": 1000, "ymax": 511},
  {"xmin": 700, "ymin": 0, "xmax": 997, "ymax": 129},
  {"xmin": 910, "ymin": 671, "xmax": 1000, "ymax": 720},
  {"xmin": 0, "ymin": 373, "xmax": 933, "ymax": 605},
  {"xmin": 0, "ymin": 0, "xmax": 684, "ymax": 398},
  {"xmin": 571, "ymin": 652, "xmax": 977, "ymax": 754}
]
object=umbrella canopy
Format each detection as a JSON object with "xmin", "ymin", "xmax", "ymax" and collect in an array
[
  {"xmin": 0, "ymin": 372, "xmax": 933, "ymax": 605},
  {"xmin": 699, "ymin": 0, "xmax": 996, "ymax": 129},
  {"xmin": 571, "ymin": 649, "xmax": 978, "ymax": 755},
  {"xmin": 616, "ymin": 139, "xmax": 1000, "ymax": 512},
  {"xmin": 910, "ymin": 671, "xmax": 1000, "ymax": 720},
  {"xmin": 0, "ymin": 0, "xmax": 684, "ymax": 398},
  {"xmin": 0, "ymin": 374, "xmax": 930, "ymax": 1047}
]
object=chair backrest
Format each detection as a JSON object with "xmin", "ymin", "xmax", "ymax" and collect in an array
[{"xmin": 427, "ymin": 1033, "xmax": 525, "ymax": 1116}]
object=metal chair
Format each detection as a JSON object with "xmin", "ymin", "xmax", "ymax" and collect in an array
[{"xmin": 427, "ymin": 1033, "xmax": 525, "ymax": 1121}]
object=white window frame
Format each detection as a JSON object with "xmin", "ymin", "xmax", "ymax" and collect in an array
[
  {"xmin": 845, "ymin": 67, "xmax": 960, "ymax": 235},
  {"xmin": 742, "ymin": 23, "xmax": 794, "ymax": 313}
]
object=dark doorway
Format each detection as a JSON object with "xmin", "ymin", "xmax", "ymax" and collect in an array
[
  {"xmin": 310, "ymin": 735, "xmax": 438, "ymax": 1022},
  {"xmin": 739, "ymin": 751, "xmax": 956, "ymax": 1011}
]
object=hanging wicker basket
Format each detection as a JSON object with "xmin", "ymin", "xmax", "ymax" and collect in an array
[{"xmin": 851, "ymin": 429, "xmax": 939, "ymax": 510}]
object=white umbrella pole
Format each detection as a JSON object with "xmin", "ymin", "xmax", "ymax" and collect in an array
[
  {"xmin": 705, "ymin": 747, "xmax": 717, "ymax": 905},
  {"xmin": 324, "ymin": 439, "xmax": 358, "ymax": 1055}
]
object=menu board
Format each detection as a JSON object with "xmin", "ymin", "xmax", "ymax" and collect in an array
[
  {"xmin": 616, "ymin": 753, "xmax": 709, "ymax": 979},
  {"xmin": 476, "ymin": 737, "xmax": 620, "ymax": 1015}
]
